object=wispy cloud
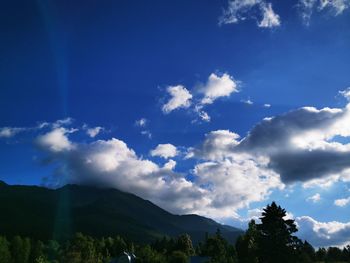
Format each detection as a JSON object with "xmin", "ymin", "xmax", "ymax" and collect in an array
[
  {"xmin": 135, "ymin": 118, "xmax": 148, "ymax": 127},
  {"xmin": 219, "ymin": 0, "xmax": 280, "ymax": 28},
  {"xmin": 307, "ymin": 193, "xmax": 321, "ymax": 203},
  {"xmin": 0, "ymin": 127, "xmax": 26, "ymax": 138},
  {"xmin": 299, "ymin": 0, "xmax": 350, "ymax": 25}
]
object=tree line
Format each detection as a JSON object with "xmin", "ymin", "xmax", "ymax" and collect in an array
[{"xmin": 0, "ymin": 202, "xmax": 349, "ymax": 263}]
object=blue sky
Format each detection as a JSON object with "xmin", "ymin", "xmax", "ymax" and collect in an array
[{"xmin": 1, "ymin": 0, "xmax": 350, "ymax": 247}]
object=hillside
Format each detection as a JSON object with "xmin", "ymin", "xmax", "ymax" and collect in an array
[{"xmin": 0, "ymin": 181, "xmax": 242, "ymax": 244}]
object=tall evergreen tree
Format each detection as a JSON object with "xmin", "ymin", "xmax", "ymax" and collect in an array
[
  {"xmin": 235, "ymin": 220, "xmax": 258, "ymax": 263},
  {"xmin": 176, "ymin": 234, "xmax": 195, "ymax": 256},
  {"xmin": 256, "ymin": 202, "xmax": 300, "ymax": 263},
  {"xmin": 11, "ymin": 235, "xmax": 31, "ymax": 263}
]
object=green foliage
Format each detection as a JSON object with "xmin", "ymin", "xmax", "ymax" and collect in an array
[
  {"xmin": 11, "ymin": 235, "xmax": 31, "ymax": 263},
  {"xmin": 199, "ymin": 230, "xmax": 237, "ymax": 263},
  {"xmin": 168, "ymin": 250, "xmax": 188, "ymax": 263},
  {"xmin": 176, "ymin": 234, "xmax": 195, "ymax": 256},
  {"xmin": 30, "ymin": 240, "xmax": 45, "ymax": 263},
  {"xmin": 0, "ymin": 236, "xmax": 11, "ymax": 263},
  {"xmin": 235, "ymin": 220, "xmax": 258, "ymax": 263},
  {"xmin": 45, "ymin": 240, "xmax": 61, "ymax": 262},
  {"xmin": 62, "ymin": 233, "xmax": 102, "ymax": 263},
  {"xmin": 1, "ymin": 209, "xmax": 350, "ymax": 263},
  {"xmin": 135, "ymin": 244, "xmax": 166, "ymax": 263}
]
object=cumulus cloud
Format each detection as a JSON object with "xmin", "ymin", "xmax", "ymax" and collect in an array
[
  {"xmin": 161, "ymin": 72, "xmax": 239, "ymax": 123},
  {"xmin": 36, "ymin": 128, "xmax": 76, "ymax": 152},
  {"xmin": 162, "ymin": 85, "xmax": 192, "ymax": 114},
  {"xmin": 307, "ymin": 193, "xmax": 321, "ymax": 203},
  {"xmin": 334, "ymin": 197, "xmax": 350, "ymax": 207},
  {"xmin": 150, "ymin": 143, "xmax": 178, "ymax": 159},
  {"xmin": 237, "ymin": 105, "xmax": 350, "ymax": 184},
  {"xmin": 297, "ymin": 216, "xmax": 350, "ymax": 247},
  {"xmin": 193, "ymin": 158, "xmax": 282, "ymax": 215},
  {"xmin": 186, "ymin": 130, "xmax": 283, "ymax": 216},
  {"xmin": 189, "ymin": 103, "xmax": 350, "ymax": 186},
  {"xmin": 38, "ymin": 134, "xmax": 209, "ymax": 215},
  {"xmin": 187, "ymin": 130, "xmax": 241, "ymax": 160},
  {"xmin": 199, "ymin": 73, "xmax": 239, "ymax": 105},
  {"xmin": 219, "ymin": 0, "xmax": 280, "ymax": 28},
  {"xmin": 32, "ymin": 123, "xmax": 282, "ymax": 218},
  {"xmin": 263, "ymin": 103, "xmax": 271, "ymax": 108},
  {"xmin": 163, "ymin": 159, "xmax": 177, "ymax": 170},
  {"xmin": 299, "ymin": 0, "xmax": 350, "ymax": 25}
]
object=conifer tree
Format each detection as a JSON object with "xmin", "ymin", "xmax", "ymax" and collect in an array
[{"xmin": 256, "ymin": 202, "xmax": 300, "ymax": 263}]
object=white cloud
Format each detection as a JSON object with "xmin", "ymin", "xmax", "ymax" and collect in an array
[
  {"xmin": 34, "ymin": 124, "xmax": 282, "ymax": 219},
  {"xmin": 187, "ymin": 130, "xmax": 241, "ymax": 160},
  {"xmin": 307, "ymin": 193, "xmax": 321, "ymax": 203},
  {"xmin": 86, "ymin": 126, "xmax": 103, "ymax": 138},
  {"xmin": 258, "ymin": 3, "xmax": 281, "ymax": 28},
  {"xmin": 297, "ymin": 216, "xmax": 350, "ymax": 247},
  {"xmin": 237, "ymin": 104, "xmax": 350, "ymax": 184},
  {"xmin": 193, "ymin": 157, "xmax": 283, "ymax": 217},
  {"xmin": 36, "ymin": 128, "xmax": 75, "ymax": 152},
  {"xmin": 0, "ymin": 127, "xmax": 25, "ymax": 138},
  {"xmin": 299, "ymin": 0, "xmax": 350, "ymax": 24},
  {"xmin": 40, "ymin": 136, "xmax": 208, "ymax": 215},
  {"xmin": 199, "ymin": 73, "xmax": 239, "ymax": 105},
  {"xmin": 340, "ymin": 87, "xmax": 350, "ymax": 101},
  {"xmin": 161, "ymin": 72, "xmax": 240, "ymax": 123},
  {"xmin": 242, "ymin": 99, "xmax": 254, "ymax": 105},
  {"xmin": 319, "ymin": 0, "xmax": 350, "ymax": 15},
  {"xmin": 187, "ymin": 103, "xmax": 350, "ymax": 187},
  {"xmin": 162, "ymin": 85, "xmax": 192, "ymax": 113},
  {"xmin": 263, "ymin": 103, "xmax": 271, "ymax": 108},
  {"xmin": 334, "ymin": 197, "xmax": 350, "ymax": 207},
  {"xmin": 141, "ymin": 130, "xmax": 152, "ymax": 139},
  {"xmin": 135, "ymin": 118, "xmax": 148, "ymax": 127},
  {"xmin": 0, "ymin": 118, "xmax": 76, "ymax": 139},
  {"xmin": 150, "ymin": 143, "xmax": 178, "ymax": 159},
  {"xmin": 193, "ymin": 105, "xmax": 211, "ymax": 123},
  {"xmin": 198, "ymin": 110, "xmax": 211, "ymax": 122},
  {"xmin": 52, "ymin": 117, "xmax": 73, "ymax": 128},
  {"xmin": 163, "ymin": 159, "xmax": 177, "ymax": 170},
  {"xmin": 219, "ymin": 0, "xmax": 280, "ymax": 28}
]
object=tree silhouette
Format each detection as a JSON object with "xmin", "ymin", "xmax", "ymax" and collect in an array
[
  {"xmin": 235, "ymin": 220, "xmax": 258, "ymax": 263},
  {"xmin": 257, "ymin": 202, "xmax": 300, "ymax": 263}
]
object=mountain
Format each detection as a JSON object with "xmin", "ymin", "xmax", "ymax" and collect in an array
[{"xmin": 0, "ymin": 181, "xmax": 242, "ymax": 244}]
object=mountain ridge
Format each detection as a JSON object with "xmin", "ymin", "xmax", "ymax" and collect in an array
[{"xmin": 0, "ymin": 181, "xmax": 242, "ymax": 244}]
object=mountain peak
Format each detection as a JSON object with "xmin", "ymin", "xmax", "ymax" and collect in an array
[{"xmin": 0, "ymin": 183, "xmax": 243, "ymax": 243}]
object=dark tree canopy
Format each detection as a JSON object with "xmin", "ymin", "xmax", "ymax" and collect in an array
[{"xmin": 257, "ymin": 202, "xmax": 300, "ymax": 263}]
